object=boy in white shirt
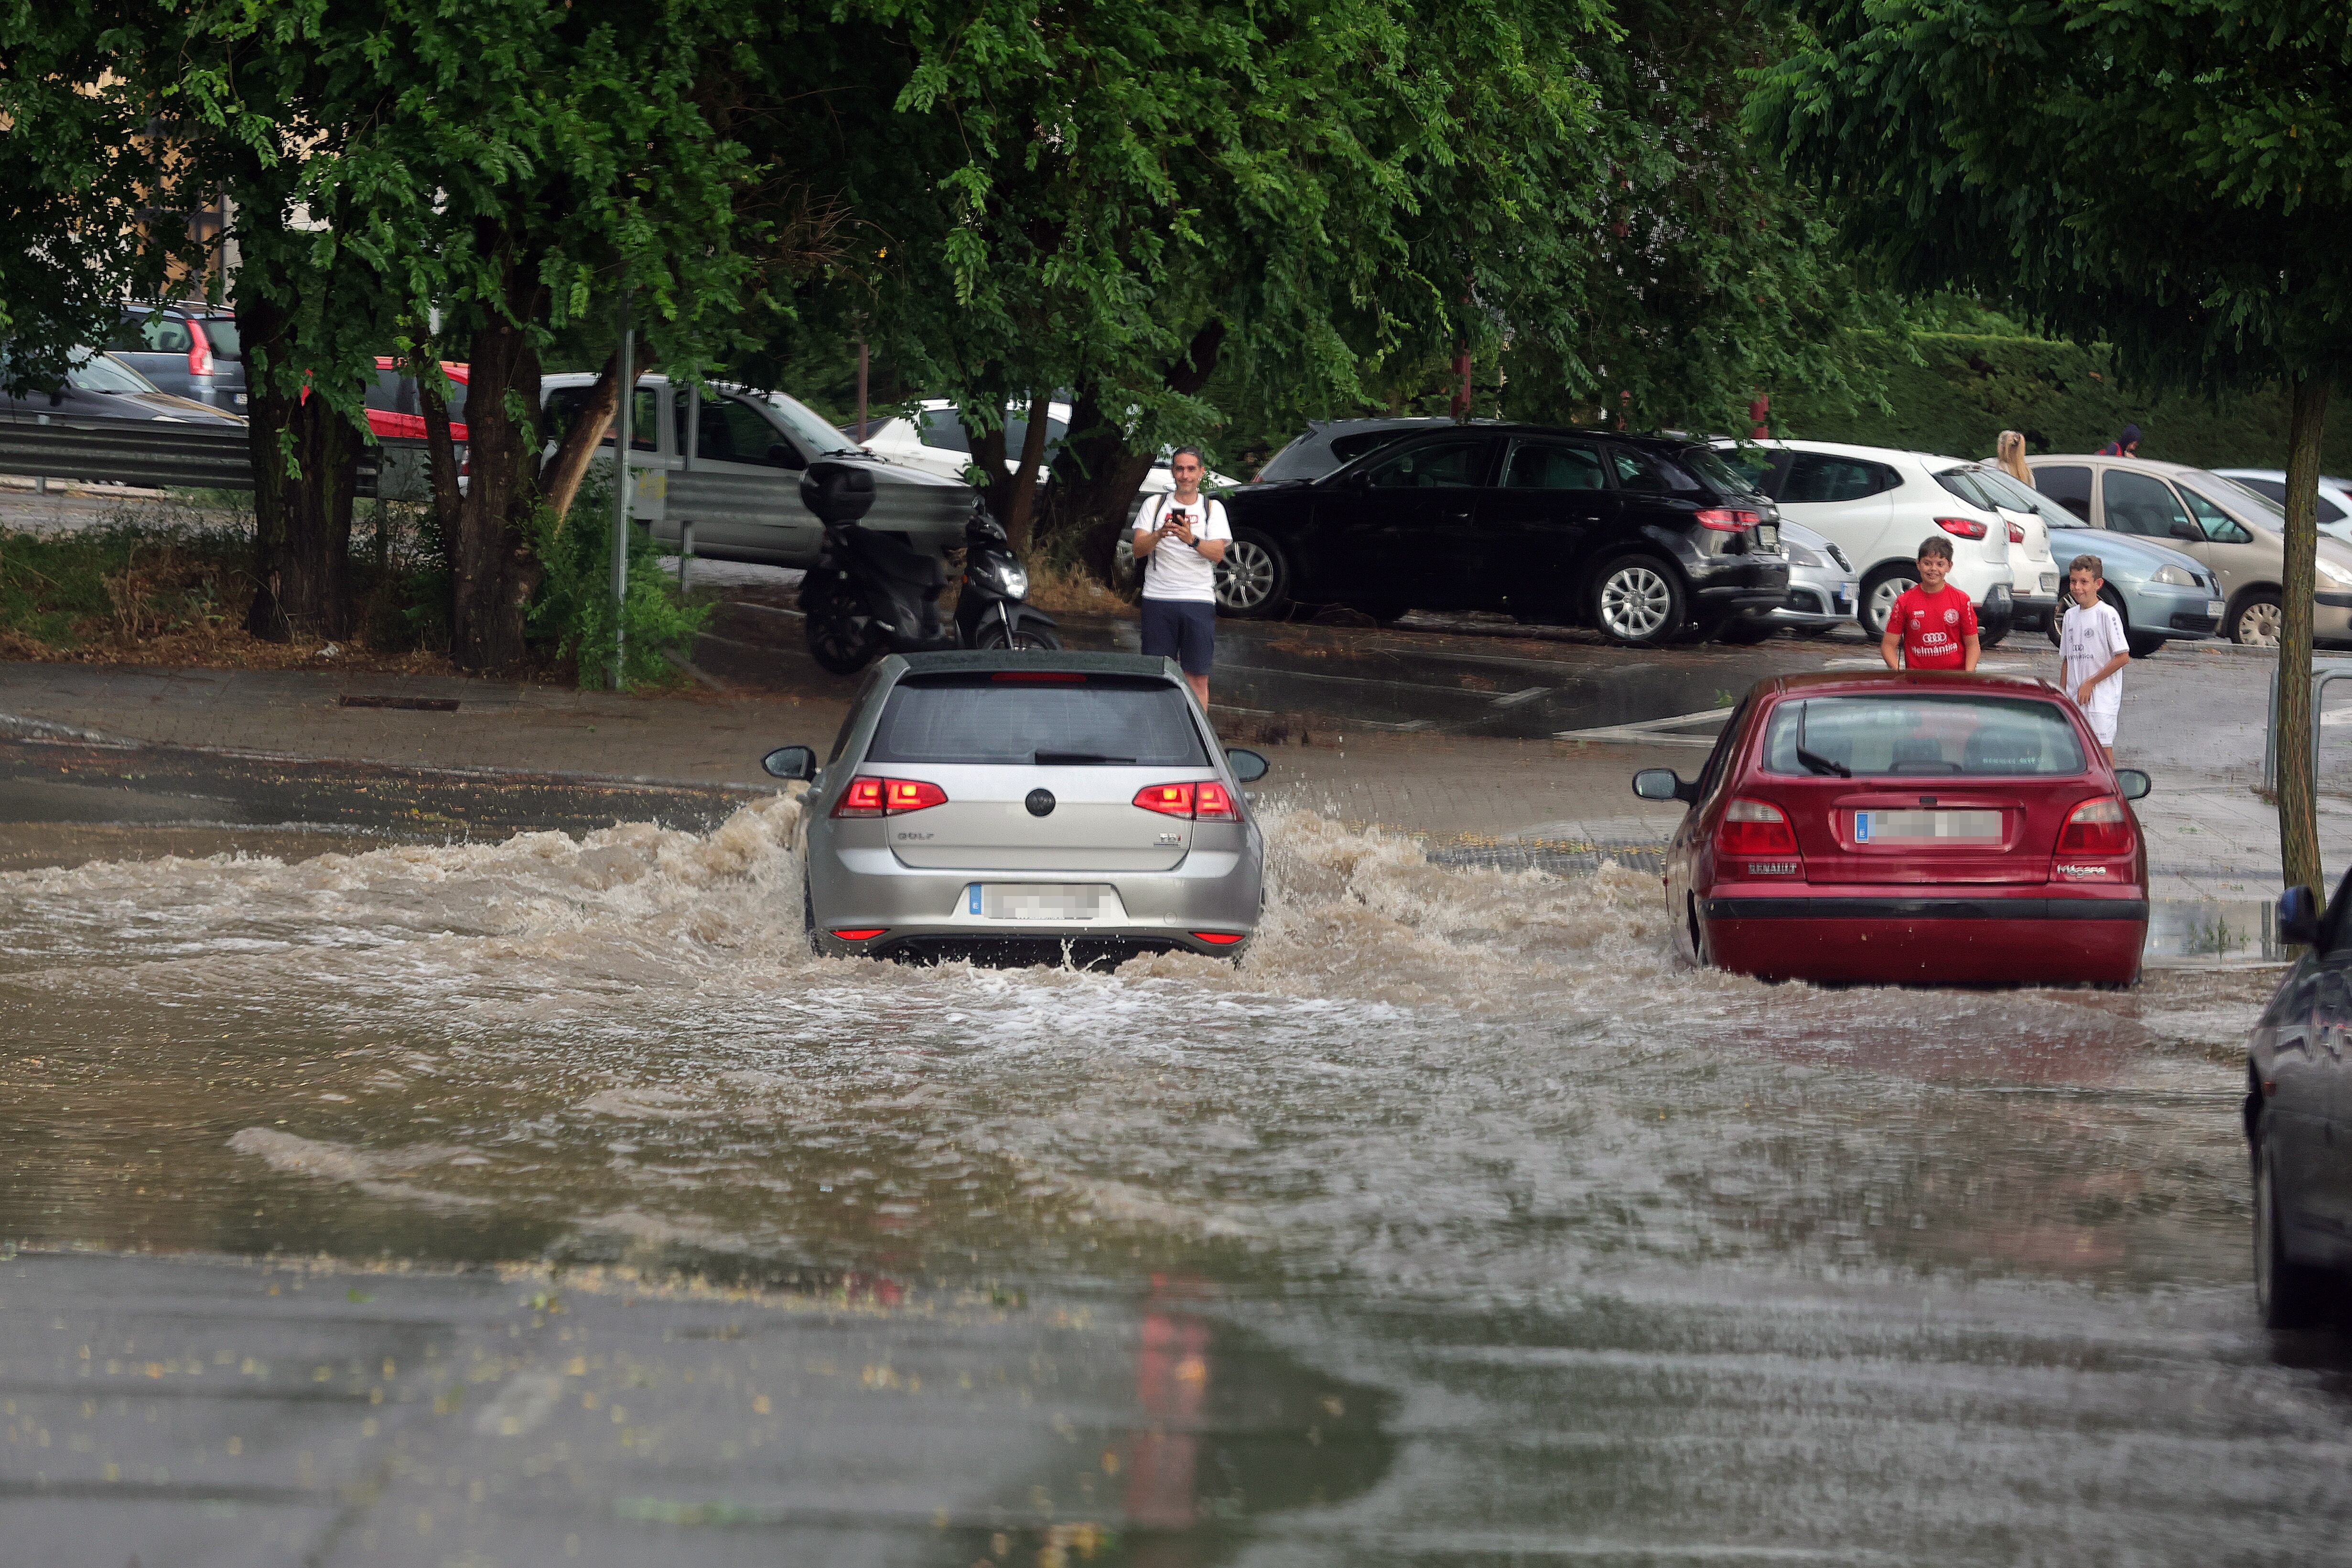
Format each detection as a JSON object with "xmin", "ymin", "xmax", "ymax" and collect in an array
[
  {"xmin": 1131, "ymin": 447, "xmax": 1231, "ymax": 705},
  {"xmin": 2057, "ymin": 553, "xmax": 2130, "ymax": 759}
]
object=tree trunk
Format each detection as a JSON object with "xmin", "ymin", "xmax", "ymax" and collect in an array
[
  {"xmin": 539, "ymin": 348, "xmax": 623, "ymax": 527},
  {"xmin": 2277, "ymin": 372, "xmax": 2331, "ymax": 901},
  {"xmin": 1034, "ymin": 323, "xmax": 1227, "ymax": 582},
  {"xmin": 240, "ymin": 292, "xmax": 361, "ymax": 641},
  {"xmin": 1002, "ymin": 389, "xmax": 1054, "ymax": 553},
  {"xmin": 449, "ymin": 289, "xmax": 549, "ymax": 672}
]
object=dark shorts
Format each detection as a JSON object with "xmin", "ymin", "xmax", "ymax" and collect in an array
[{"xmin": 1139, "ymin": 597, "xmax": 1217, "ymax": 675}]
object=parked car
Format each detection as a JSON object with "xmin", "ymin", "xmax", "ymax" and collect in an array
[
  {"xmin": 0, "ymin": 347, "xmax": 245, "ymax": 426},
  {"xmin": 760, "ymin": 649, "xmax": 1269, "ymax": 964},
  {"xmin": 102, "ymin": 302, "xmax": 246, "ymax": 412},
  {"xmin": 1962, "ymin": 465, "xmax": 2222, "ymax": 656},
  {"xmin": 539, "ymin": 373, "xmax": 973, "ymax": 567},
  {"xmin": 1713, "ymin": 439, "xmax": 2018, "ymax": 645},
  {"xmin": 857, "ymin": 398, "xmax": 1237, "ymax": 520},
  {"xmin": 1219, "ymin": 424, "xmax": 1789, "ymax": 644},
  {"xmin": 1726, "ymin": 518, "xmax": 1859, "ymax": 641},
  {"xmin": 2211, "ymin": 469, "xmax": 2352, "ymax": 545},
  {"xmin": 1934, "ymin": 465, "xmax": 2060, "ymax": 635},
  {"xmin": 363, "ymin": 356, "xmax": 469, "ymax": 440},
  {"xmin": 2027, "ymin": 455, "xmax": 2352, "ymax": 647},
  {"xmin": 2243, "ymin": 867, "xmax": 2352, "ymax": 1326},
  {"xmin": 1633, "ymin": 670, "xmax": 2153, "ymax": 985},
  {"xmin": 1255, "ymin": 417, "xmax": 1481, "ymax": 482}
]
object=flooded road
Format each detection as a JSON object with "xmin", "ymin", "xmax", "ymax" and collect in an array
[{"xmin": 4, "ymin": 788, "xmax": 2344, "ymax": 1564}]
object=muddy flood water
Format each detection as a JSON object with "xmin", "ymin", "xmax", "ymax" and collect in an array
[{"xmin": 4, "ymin": 789, "xmax": 2346, "ymax": 1566}]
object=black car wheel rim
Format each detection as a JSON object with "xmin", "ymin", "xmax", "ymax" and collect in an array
[
  {"xmin": 1216, "ymin": 540, "xmax": 1277, "ymax": 610},
  {"xmin": 1599, "ymin": 566, "xmax": 1672, "ymax": 639}
]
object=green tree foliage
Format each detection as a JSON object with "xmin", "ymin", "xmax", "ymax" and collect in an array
[{"xmin": 1753, "ymin": 0, "xmax": 2352, "ymax": 894}]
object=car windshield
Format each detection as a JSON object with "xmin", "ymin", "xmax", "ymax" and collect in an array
[
  {"xmin": 194, "ymin": 316, "xmax": 242, "ymax": 360},
  {"xmin": 756, "ymin": 389, "xmax": 857, "ymax": 459},
  {"xmin": 864, "ymin": 674, "xmax": 1209, "ymax": 767},
  {"xmin": 1763, "ymin": 695, "xmax": 2087, "ymax": 778},
  {"xmin": 2185, "ymin": 471, "xmax": 2283, "ymax": 524},
  {"xmin": 1970, "ymin": 467, "xmax": 2065, "ymax": 518},
  {"xmin": 1681, "ymin": 445, "xmax": 1765, "ymax": 497},
  {"xmin": 64, "ymin": 351, "xmax": 160, "ymax": 394}
]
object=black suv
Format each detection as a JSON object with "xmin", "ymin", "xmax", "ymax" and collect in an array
[
  {"xmin": 2246, "ymin": 867, "xmax": 2352, "ymax": 1327},
  {"xmin": 102, "ymin": 303, "xmax": 247, "ymax": 413},
  {"xmin": 1217, "ymin": 425, "xmax": 1788, "ymax": 645}
]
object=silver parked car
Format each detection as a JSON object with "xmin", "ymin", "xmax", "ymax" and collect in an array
[
  {"xmin": 1729, "ymin": 517, "xmax": 1858, "ymax": 639},
  {"xmin": 762, "ymin": 651, "xmax": 1269, "ymax": 964}
]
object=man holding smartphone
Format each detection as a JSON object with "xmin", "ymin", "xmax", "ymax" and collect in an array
[{"xmin": 1132, "ymin": 446, "xmax": 1230, "ymax": 705}]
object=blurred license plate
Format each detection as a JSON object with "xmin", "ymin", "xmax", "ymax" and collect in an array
[
  {"xmin": 1757, "ymin": 524, "xmax": 1779, "ymax": 550},
  {"xmin": 1853, "ymin": 809, "xmax": 2002, "ymax": 844},
  {"xmin": 973, "ymin": 884, "xmax": 1101, "ymax": 920},
  {"xmin": 2208, "ymin": 599, "xmax": 2226, "ymax": 618}
]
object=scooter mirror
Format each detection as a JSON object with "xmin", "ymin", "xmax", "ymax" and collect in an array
[{"xmin": 800, "ymin": 459, "xmax": 876, "ymax": 525}]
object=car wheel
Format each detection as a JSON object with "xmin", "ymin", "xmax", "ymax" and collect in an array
[
  {"xmin": 1859, "ymin": 566, "xmax": 1916, "ymax": 640},
  {"xmin": 1214, "ymin": 530, "xmax": 1291, "ymax": 618},
  {"xmin": 2126, "ymin": 631, "xmax": 2166, "ymax": 659},
  {"xmin": 802, "ymin": 874, "xmax": 822, "ymax": 957},
  {"xmin": 2046, "ymin": 599, "xmax": 2067, "ymax": 648},
  {"xmin": 2231, "ymin": 590, "xmax": 2283, "ymax": 648},
  {"xmin": 1978, "ymin": 620, "xmax": 2010, "ymax": 649},
  {"xmin": 1592, "ymin": 555, "xmax": 1685, "ymax": 646},
  {"xmin": 2255, "ymin": 1134, "xmax": 2332, "ymax": 1329}
]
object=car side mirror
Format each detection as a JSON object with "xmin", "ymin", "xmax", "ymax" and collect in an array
[
  {"xmin": 1226, "ymin": 747, "xmax": 1269, "ymax": 784},
  {"xmin": 1340, "ymin": 468, "xmax": 1372, "ymax": 488},
  {"xmin": 1632, "ymin": 768, "xmax": 1697, "ymax": 804},
  {"xmin": 2278, "ymin": 884, "xmax": 2321, "ymax": 948},
  {"xmin": 2115, "ymin": 768, "xmax": 2151, "ymax": 801},
  {"xmin": 2169, "ymin": 520, "xmax": 2201, "ymax": 542},
  {"xmin": 761, "ymin": 745, "xmax": 817, "ymax": 781}
]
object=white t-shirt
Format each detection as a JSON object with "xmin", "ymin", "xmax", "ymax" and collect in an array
[
  {"xmin": 2059, "ymin": 599, "xmax": 2128, "ymax": 721},
  {"xmin": 1135, "ymin": 494, "xmax": 1232, "ymax": 604}
]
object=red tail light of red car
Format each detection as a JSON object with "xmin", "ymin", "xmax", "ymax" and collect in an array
[
  {"xmin": 1718, "ymin": 799, "xmax": 1797, "ymax": 856},
  {"xmin": 2057, "ymin": 797, "xmax": 2134, "ymax": 855}
]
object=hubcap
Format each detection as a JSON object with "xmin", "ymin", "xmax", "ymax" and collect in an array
[
  {"xmin": 1867, "ymin": 574, "xmax": 1917, "ymax": 638},
  {"xmin": 1600, "ymin": 566, "xmax": 1672, "ymax": 639},
  {"xmin": 2238, "ymin": 601, "xmax": 2282, "ymax": 647},
  {"xmin": 1216, "ymin": 540, "xmax": 1276, "ymax": 610}
]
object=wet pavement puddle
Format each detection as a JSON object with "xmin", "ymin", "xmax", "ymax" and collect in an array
[{"xmin": 2, "ymin": 787, "xmax": 2346, "ymax": 1563}]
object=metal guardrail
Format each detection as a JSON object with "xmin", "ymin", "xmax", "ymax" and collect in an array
[
  {"xmin": 0, "ymin": 414, "xmax": 448, "ymax": 501},
  {"xmin": 2262, "ymin": 657, "xmax": 2352, "ymax": 794}
]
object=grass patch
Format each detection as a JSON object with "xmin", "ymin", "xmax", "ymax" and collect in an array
[{"xmin": 0, "ymin": 518, "xmax": 248, "ymax": 654}]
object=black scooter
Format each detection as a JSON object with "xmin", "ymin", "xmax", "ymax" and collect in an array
[{"xmin": 798, "ymin": 458, "xmax": 1061, "ymax": 676}]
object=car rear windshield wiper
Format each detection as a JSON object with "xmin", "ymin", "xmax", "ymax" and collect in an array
[
  {"xmin": 1795, "ymin": 746, "xmax": 1851, "ymax": 779},
  {"xmin": 1034, "ymin": 750, "xmax": 1137, "ymax": 766}
]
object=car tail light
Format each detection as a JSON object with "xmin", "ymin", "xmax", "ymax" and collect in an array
[
  {"xmin": 1133, "ymin": 781, "xmax": 1239, "ymax": 821},
  {"xmin": 1719, "ymin": 798, "xmax": 1797, "ymax": 855},
  {"xmin": 1934, "ymin": 516, "xmax": 1989, "ymax": 540},
  {"xmin": 186, "ymin": 322, "xmax": 212, "ymax": 378},
  {"xmin": 830, "ymin": 928, "xmax": 887, "ymax": 941},
  {"xmin": 1694, "ymin": 508, "xmax": 1763, "ymax": 531},
  {"xmin": 1191, "ymin": 931, "xmax": 1245, "ymax": 945},
  {"xmin": 2058, "ymin": 797, "xmax": 2133, "ymax": 854},
  {"xmin": 1135, "ymin": 782, "xmax": 1195, "ymax": 817},
  {"xmin": 992, "ymin": 671, "xmax": 1085, "ymax": 683},
  {"xmin": 2006, "ymin": 520, "xmax": 2025, "ymax": 545},
  {"xmin": 1196, "ymin": 781, "xmax": 1237, "ymax": 821},
  {"xmin": 832, "ymin": 777, "xmax": 947, "ymax": 817}
]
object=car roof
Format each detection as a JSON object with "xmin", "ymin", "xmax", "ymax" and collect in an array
[
  {"xmin": 886, "ymin": 650, "xmax": 1182, "ymax": 681},
  {"xmin": 1756, "ymin": 669, "xmax": 2065, "ymax": 701},
  {"xmin": 1356, "ymin": 421, "xmax": 1708, "ymax": 451},
  {"xmin": 1715, "ymin": 436, "xmax": 1937, "ymax": 468}
]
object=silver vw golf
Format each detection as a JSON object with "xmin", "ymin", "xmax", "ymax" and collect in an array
[{"xmin": 762, "ymin": 651, "xmax": 1269, "ymax": 963}]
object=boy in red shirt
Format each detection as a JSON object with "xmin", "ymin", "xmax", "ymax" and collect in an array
[{"xmin": 1878, "ymin": 535, "xmax": 1980, "ymax": 672}]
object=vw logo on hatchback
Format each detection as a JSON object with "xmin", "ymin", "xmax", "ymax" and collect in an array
[{"xmin": 1025, "ymin": 789, "xmax": 1056, "ymax": 817}]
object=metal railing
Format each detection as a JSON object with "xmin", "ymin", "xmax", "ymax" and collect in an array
[
  {"xmin": 2262, "ymin": 657, "xmax": 2352, "ymax": 794},
  {"xmin": 0, "ymin": 414, "xmax": 449, "ymax": 500}
]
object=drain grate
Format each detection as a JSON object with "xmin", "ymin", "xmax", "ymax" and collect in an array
[
  {"xmin": 1427, "ymin": 841, "xmax": 1669, "ymax": 877},
  {"xmin": 338, "ymin": 695, "xmax": 460, "ymax": 712}
]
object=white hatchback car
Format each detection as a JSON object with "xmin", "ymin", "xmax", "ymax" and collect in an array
[
  {"xmin": 859, "ymin": 399, "xmax": 1240, "ymax": 522},
  {"xmin": 2212, "ymin": 469, "xmax": 2352, "ymax": 545},
  {"xmin": 1716, "ymin": 439, "xmax": 2018, "ymax": 642}
]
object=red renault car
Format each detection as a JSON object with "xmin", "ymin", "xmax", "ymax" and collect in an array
[{"xmin": 1632, "ymin": 671, "xmax": 2152, "ymax": 985}]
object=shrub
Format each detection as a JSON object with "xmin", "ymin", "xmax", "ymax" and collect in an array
[{"xmin": 528, "ymin": 471, "xmax": 710, "ymax": 689}]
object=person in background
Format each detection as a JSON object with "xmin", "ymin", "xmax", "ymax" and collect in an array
[
  {"xmin": 2097, "ymin": 423, "xmax": 2141, "ymax": 458},
  {"xmin": 2058, "ymin": 552, "xmax": 2129, "ymax": 760},
  {"xmin": 1996, "ymin": 430, "xmax": 2033, "ymax": 486},
  {"xmin": 1132, "ymin": 446, "xmax": 1230, "ymax": 707}
]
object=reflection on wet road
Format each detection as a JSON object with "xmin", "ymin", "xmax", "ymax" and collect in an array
[{"xmin": 3, "ymin": 791, "xmax": 2344, "ymax": 1562}]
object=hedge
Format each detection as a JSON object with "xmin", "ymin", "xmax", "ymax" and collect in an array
[{"xmin": 1770, "ymin": 334, "xmax": 2352, "ymax": 472}]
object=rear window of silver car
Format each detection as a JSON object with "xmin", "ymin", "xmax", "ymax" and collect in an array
[
  {"xmin": 1763, "ymin": 695, "xmax": 2087, "ymax": 778},
  {"xmin": 865, "ymin": 674, "xmax": 1209, "ymax": 767}
]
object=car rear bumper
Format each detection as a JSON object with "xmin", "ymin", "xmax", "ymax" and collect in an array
[
  {"xmin": 1700, "ymin": 888, "xmax": 2147, "ymax": 984},
  {"xmin": 807, "ymin": 843, "xmax": 1263, "ymax": 962}
]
